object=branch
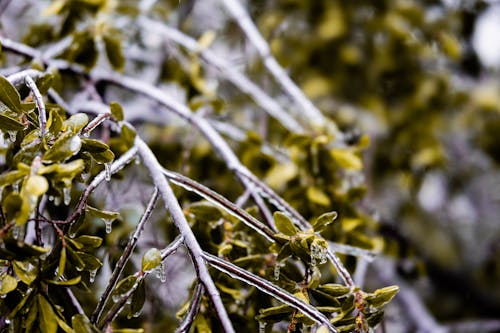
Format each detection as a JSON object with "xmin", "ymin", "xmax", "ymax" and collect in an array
[
  {"xmin": 24, "ymin": 75, "xmax": 47, "ymax": 138},
  {"xmin": 219, "ymin": 0, "xmax": 333, "ymax": 131},
  {"xmin": 135, "ymin": 136, "xmax": 235, "ymax": 333},
  {"xmin": 91, "ymin": 187, "xmax": 159, "ymax": 324},
  {"xmin": 163, "ymin": 168, "xmax": 276, "ymax": 242},
  {"xmin": 175, "ymin": 282, "xmax": 204, "ymax": 333},
  {"xmin": 97, "ymin": 235, "xmax": 184, "ymax": 330},
  {"xmin": 138, "ymin": 17, "xmax": 305, "ymax": 133},
  {"xmin": 203, "ymin": 252, "xmax": 337, "ymax": 332}
]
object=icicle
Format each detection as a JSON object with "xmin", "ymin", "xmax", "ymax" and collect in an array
[
  {"xmin": 89, "ymin": 269, "xmax": 97, "ymax": 283},
  {"xmin": 159, "ymin": 261, "xmax": 167, "ymax": 283},
  {"xmin": 83, "ymin": 131, "xmax": 90, "ymax": 138},
  {"xmin": 310, "ymin": 242, "xmax": 327, "ymax": 266},
  {"xmin": 103, "ymin": 219, "xmax": 113, "ymax": 233},
  {"xmin": 274, "ymin": 262, "xmax": 282, "ymax": 280},
  {"xmin": 48, "ymin": 195, "xmax": 55, "ymax": 202},
  {"xmin": 12, "ymin": 225, "xmax": 25, "ymax": 240},
  {"xmin": 134, "ymin": 156, "xmax": 141, "ymax": 165},
  {"xmin": 104, "ymin": 163, "xmax": 111, "ymax": 181},
  {"xmin": 54, "ymin": 196, "xmax": 62, "ymax": 206},
  {"xmin": 112, "ymin": 295, "xmax": 121, "ymax": 303},
  {"xmin": 12, "ymin": 182, "xmax": 19, "ymax": 194},
  {"xmin": 63, "ymin": 187, "xmax": 71, "ymax": 205},
  {"xmin": 7, "ymin": 131, "xmax": 17, "ymax": 143},
  {"xmin": 259, "ymin": 321, "xmax": 267, "ymax": 333}
]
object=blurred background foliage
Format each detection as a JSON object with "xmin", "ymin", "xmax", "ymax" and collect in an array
[{"xmin": 1, "ymin": 0, "xmax": 500, "ymax": 332}]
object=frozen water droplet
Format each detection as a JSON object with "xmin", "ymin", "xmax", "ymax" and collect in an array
[
  {"xmin": 259, "ymin": 321, "xmax": 267, "ymax": 333},
  {"xmin": 54, "ymin": 196, "xmax": 62, "ymax": 206},
  {"xmin": 7, "ymin": 131, "xmax": 17, "ymax": 143},
  {"xmin": 104, "ymin": 163, "xmax": 111, "ymax": 181},
  {"xmin": 103, "ymin": 219, "xmax": 113, "ymax": 233},
  {"xmin": 69, "ymin": 135, "xmax": 81, "ymax": 154},
  {"xmin": 68, "ymin": 232, "xmax": 76, "ymax": 238},
  {"xmin": 126, "ymin": 298, "xmax": 132, "ymax": 305},
  {"xmin": 310, "ymin": 242, "xmax": 327, "ymax": 267},
  {"xmin": 63, "ymin": 187, "xmax": 71, "ymax": 205},
  {"xmin": 134, "ymin": 156, "xmax": 141, "ymax": 165},
  {"xmin": 132, "ymin": 310, "xmax": 141, "ymax": 318},
  {"xmin": 89, "ymin": 269, "xmax": 97, "ymax": 283},
  {"xmin": 12, "ymin": 225, "xmax": 25, "ymax": 240},
  {"xmin": 12, "ymin": 182, "xmax": 19, "ymax": 193},
  {"xmin": 48, "ymin": 195, "xmax": 55, "ymax": 202},
  {"xmin": 112, "ymin": 295, "xmax": 120, "ymax": 303},
  {"xmin": 274, "ymin": 262, "xmax": 282, "ymax": 280},
  {"xmin": 159, "ymin": 261, "xmax": 166, "ymax": 283},
  {"xmin": 83, "ymin": 131, "xmax": 90, "ymax": 138}
]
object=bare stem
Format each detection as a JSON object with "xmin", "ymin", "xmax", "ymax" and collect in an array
[{"xmin": 91, "ymin": 188, "xmax": 159, "ymax": 324}]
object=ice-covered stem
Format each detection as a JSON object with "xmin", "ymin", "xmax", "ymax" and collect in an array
[
  {"xmin": 92, "ymin": 71, "xmax": 276, "ymax": 231},
  {"xmin": 175, "ymin": 282, "xmax": 204, "ymax": 333},
  {"xmin": 64, "ymin": 146, "xmax": 138, "ymax": 227},
  {"xmin": 98, "ymin": 235, "xmax": 184, "ymax": 330},
  {"xmin": 162, "ymin": 169, "xmax": 276, "ymax": 241},
  {"xmin": 203, "ymin": 252, "xmax": 338, "ymax": 332},
  {"xmin": 219, "ymin": 0, "xmax": 330, "ymax": 130},
  {"xmin": 138, "ymin": 17, "xmax": 305, "ymax": 133},
  {"xmin": 91, "ymin": 187, "xmax": 159, "ymax": 324},
  {"xmin": 24, "ymin": 75, "xmax": 47, "ymax": 138},
  {"xmin": 135, "ymin": 136, "xmax": 235, "ymax": 333}
]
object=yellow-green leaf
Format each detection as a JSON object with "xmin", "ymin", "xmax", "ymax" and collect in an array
[
  {"xmin": 12, "ymin": 260, "xmax": 38, "ymax": 285},
  {"xmin": 110, "ymin": 101, "xmax": 124, "ymax": 121},
  {"xmin": 330, "ymin": 149, "xmax": 363, "ymax": 171},
  {"xmin": 103, "ymin": 33, "xmax": 125, "ymax": 71},
  {"xmin": 0, "ymin": 75, "xmax": 23, "ymax": 113},
  {"xmin": 141, "ymin": 248, "xmax": 162, "ymax": 272},
  {"xmin": 38, "ymin": 295, "xmax": 58, "ymax": 333},
  {"xmin": 25, "ymin": 175, "xmax": 49, "ymax": 197},
  {"xmin": 0, "ymin": 273, "xmax": 17, "ymax": 294},
  {"xmin": 274, "ymin": 211, "xmax": 299, "ymax": 236}
]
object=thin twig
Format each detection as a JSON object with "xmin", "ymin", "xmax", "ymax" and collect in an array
[
  {"xmin": 138, "ymin": 17, "xmax": 305, "ymax": 133},
  {"xmin": 98, "ymin": 235, "xmax": 184, "ymax": 330},
  {"xmin": 24, "ymin": 75, "xmax": 47, "ymax": 138},
  {"xmin": 175, "ymin": 282, "xmax": 204, "ymax": 333},
  {"xmin": 66, "ymin": 288, "xmax": 85, "ymax": 316},
  {"xmin": 203, "ymin": 251, "xmax": 337, "ymax": 332},
  {"xmin": 219, "ymin": 0, "xmax": 332, "ymax": 130},
  {"xmin": 135, "ymin": 136, "xmax": 235, "ymax": 333},
  {"xmin": 91, "ymin": 188, "xmax": 160, "ymax": 324}
]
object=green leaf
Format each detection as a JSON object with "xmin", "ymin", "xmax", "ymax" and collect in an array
[
  {"xmin": 330, "ymin": 149, "xmax": 363, "ymax": 171},
  {"xmin": 317, "ymin": 284, "xmax": 351, "ymax": 297},
  {"xmin": 75, "ymin": 251, "xmax": 102, "ymax": 271},
  {"xmin": 188, "ymin": 201, "xmax": 222, "ymax": 222},
  {"xmin": 38, "ymin": 295, "xmax": 58, "ymax": 333},
  {"xmin": 63, "ymin": 113, "xmax": 89, "ymax": 133},
  {"xmin": 68, "ymin": 235, "xmax": 103, "ymax": 249},
  {"xmin": 81, "ymin": 138, "xmax": 110, "ymax": 152},
  {"xmin": 55, "ymin": 315, "xmax": 75, "ymax": 333},
  {"xmin": 25, "ymin": 175, "xmax": 49, "ymax": 197},
  {"xmin": 141, "ymin": 248, "xmax": 162, "ymax": 272},
  {"xmin": 306, "ymin": 186, "xmax": 331, "ymax": 206},
  {"xmin": 0, "ymin": 75, "xmax": 23, "ymax": 113},
  {"xmin": 25, "ymin": 299, "xmax": 39, "ymax": 332},
  {"xmin": 120, "ymin": 123, "xmax": 136, "ymax": 148},
  {"xmin": 110, "ymin": 101, "xmax": 124, "ymax": 121},
  {"xmin": 85, "ymin": 205, "xmax": 120, "ymax": 220},
  {"xmin": 274, "ymin": 211, "xmax": 299, "ymax": 236},
  {"xmin": 312, "ymin": 211, "xmax": 338, "ymax": 233},
  {"xmin": 72, "ymin": 314, "xmax": 99, "ymax": 333},
  {"xmin": 66, "ymin": 247, "xmax": 85, "ymax": 271},
  {"xmin": 58, "ymin": 247, "xmax": 67, "ymax": 277},
  {"xmin": 103, "ymin": 33, "xmax": 125, "ymax": 71},
  {"xmin": 113, "ymin": 275, "xmax": 138, "ymax": 299},
  {"xmin": 0, "ymin": 113, "xmax": 24, "ymax": 131},
  {"xmin": 0, "ymin": 273, "xmax": 18, "ymax": 294},
  {"xmin": 43, "ymin": 132, "xmax": 82, "ymax": 162},
  {"xmin": 256, "ymin": 304, "xmax": 293, "ymax": 322},
  {"xmin": 47, "ymin": 108, "xmax": 64, "ymax": 133},
  {"xmin": 0, "ymin": 170, "xmax": 27, "ymax": 187},
  {"xmin": 12, "ymin": 260, "xmax": 38, "ymax": 285},
  {"xmin": 47, "ymin": 276, "xmax": 82, "ymax": 286},
  {"xmin": 365, "ymin": 285, "xmax": 399, "ymax": 308},
  {"xmin": 129, "ymin": 279, "xmax": 146, "ymax": 318}
]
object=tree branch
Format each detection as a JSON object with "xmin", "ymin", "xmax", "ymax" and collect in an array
[
  {"xmin": 203, "ymin": 251, "xmax": 337, "ymax": 332},
  {"xmin": 91, "ymin": 187, "xmax": 159, "ymax": 324},
  {"xmin": 175, "ymin": 282, "xmax": 204, "ymax": 333},
  {"xmin": 135, "ymin": 136, "xmax": 235, "ymax": 333},
  {"xmin": 24, "ymin": 75, "xmax": 47, "ymax": 138},
  {"xmin": 138, "ymin": 17, "xmax": 305, "ymax": 133}
]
